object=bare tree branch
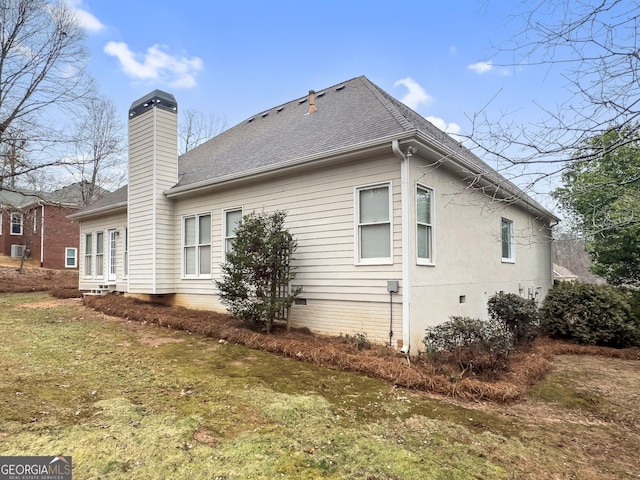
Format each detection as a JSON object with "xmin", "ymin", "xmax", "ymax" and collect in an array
[
  {"xmin": 179, "ymin": 108, "xmax": 227, "ymax": 154},
  {"xmin": 0, "ymin": 0, "xmax": 93, "ymax": 186}
]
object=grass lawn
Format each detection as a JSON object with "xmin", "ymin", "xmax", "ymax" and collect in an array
[{"xmin": 1, "ymin": 293, "xmax": 638, "ymax": 479}]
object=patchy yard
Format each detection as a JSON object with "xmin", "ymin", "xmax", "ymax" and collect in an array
[{"xmin": 1, "ymin": 293, "xmax": 639, "ymax": 479}]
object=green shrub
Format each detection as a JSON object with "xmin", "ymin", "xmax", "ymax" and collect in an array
[
  {"xmin": 216, "ymin": 211, "xmax": 302, "ymax": 334},
  {"xmin": 542, "ymin": 282, "xmax": 640, "ymax": 348},
  {"xmin": 487, "ymin": 292, "xmax": 541, "ymax": 345},
  {"xmin": 422, "ymin": 316, "xmax": 513, "ymax": 376}
]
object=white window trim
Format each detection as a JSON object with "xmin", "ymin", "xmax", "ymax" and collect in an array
[
  {"xmin": 65, "ymin": 247, "xmax": 77, "ymax": 268},
  {"xmin": 354, "ymin": 181, "xmax": 393, "ymax": 265},
  {"xmin": 83, "ymin": 233, "xmax": 93, "ymax": 278},
  {"xmin": 10, "ymin": 212, "xmax": 23, "ymax": 236},
  {"xmin": 123, "ymin": 227, "xmax": 129, "ymax": 279},
  {"xmin": 95, "ymin": 231, "xmax": 105, "ymax": 278},
  {"xmin": 182, "ymin": 212, "xmax": 212, "ymax": 279},
  {"xmin": 501, "ymin": 217, "xmax": 516, "ymax": 263},
  {"xmin": 416, "ymin": 183, "xmax": 435, "ymax": 266},
  {"xmin": 222, "ymin": 207, "xmax": 243, "ymax": 261}
]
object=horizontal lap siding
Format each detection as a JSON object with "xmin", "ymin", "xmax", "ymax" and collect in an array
[
  {"xmin": 166, "ymin": 295, "xmax": 401, "ymax": 346},
  {"xmin": 128, "ymin": 113, "xmax": 155, "ymax": 291},
  {"xmin": 173, "ymin": 155, "xmax": 403, "ymax": 338},
  {"xmin": 289, "ymin": 299, "xmax": 401, "ymax": 345},
  {"xmin": 153, "ymin": 109, "xmax": 178, "ymax": 292},
  {"xmin": 128, "ymin": 108, "xmax": 177, "ymax": 294},
  {"xmin": 78, "ymin": 213, "xmax": 127, "ymax": 291}
]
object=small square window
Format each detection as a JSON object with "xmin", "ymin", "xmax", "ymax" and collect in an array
[{"xmin": 65, "ymin": 248, "xmax": 77, "ymax": 268}]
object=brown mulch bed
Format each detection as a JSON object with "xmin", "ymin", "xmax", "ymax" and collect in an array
[{"xmin": 81, "ymin": 294, "xmax": 637, "ymax": 403}]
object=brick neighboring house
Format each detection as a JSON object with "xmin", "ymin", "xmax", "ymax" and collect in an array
[{"xmin": 0, "ymin": 183, "xmax": 100, "ymax": 269}]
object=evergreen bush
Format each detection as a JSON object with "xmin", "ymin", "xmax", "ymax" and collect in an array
[
  {"xmin": 542, "ymin": 282, "xmax": 640, "ymax": 348},
  {"xmin": 487, "ymin": 292, "xmax": 541, "ymax": 345},
  {"xmin": 216, "ymin": 211, "xmax": 302, "ymax": 333}
]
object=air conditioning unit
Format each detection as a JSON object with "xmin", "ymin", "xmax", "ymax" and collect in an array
[{"xmin": 11, "ymin": 244, "xmax": 26, "ymax": 258}]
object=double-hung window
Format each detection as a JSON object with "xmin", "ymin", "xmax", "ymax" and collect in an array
[
  {"xmin": 224, "ymin": 208, "xmax": 243, "ymax": 255},
  {"xmin": 184, "ymin": 213, "xmax": 211, "ymax": 277},
  {"xmin": 501, "ymin": 217, "xmax": 515, "ymax": 262},
  {"xmin": 10, "ymin": 213, "xmax": 23, "ymax": 235},
  {"xmin": 65, "ymin": 248, "xmax": 77, "ymax": 268},
  {"xmin": 123, "ymin": 227, "xmax": 129, "ymax": 279},
  {"xmin": 84, "ymin": 234, "xmax": 93, "ymax": 277},
  {"xmin": 356, "ymin": 183, "xmax": 392, "ymax": 263},
  {"xmin": 95, "ymin": 231, "xmax": 104, "ymax": 276},
  {"xmin": 416, "ymin": 185, "xmax": 434, "ymax": 264}
]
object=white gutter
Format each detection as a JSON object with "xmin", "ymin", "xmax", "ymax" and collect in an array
[
  {"xmin": 67, "ymin": 201, "xmax": 127, "ymax": 221},
  {"xmin": 392, "ymin": 140, "xmax": 415, "ymax": 355}
]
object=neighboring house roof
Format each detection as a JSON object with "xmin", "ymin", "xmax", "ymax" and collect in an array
[
  {"xmin": 0, "ymin": 182, "xmax": 104, "ymax": 210},
  {"xmin": 0, "ymin": 189, "xmax": 40, "ymax": 209},
  {"xmin": 553, "ymin": 263, "xmax": 579, "ymax": 282},
  {"xmin": 74, "ymin": 75, "xmax": 559, "ymax": 222}
]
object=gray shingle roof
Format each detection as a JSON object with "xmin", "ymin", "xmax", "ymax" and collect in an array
[
  {"xmin": 74, "ymin": 75, "xmax": 557, "ymax": 221},
  {"xmin": 68, "ymin": 185, "xmax": 127, "ymax": 218},
  {"xmin": 0, "ymin": 182, "xmax": 90, "ymax": 209},
  {"xmin": 175, "ymin": 76, "xmax": 409, "ymax": 188}
]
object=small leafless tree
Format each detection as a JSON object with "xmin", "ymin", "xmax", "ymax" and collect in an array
[
  {"xmin": 179, "ymin": 108, "xmax": 227, "ymax": 154},
  {"xmin": 66, "ymin": 95, "xmax": 125, "ymax": 204},
  {"xmin": 0, "ymin": 0, "xmax": 93, "ymax": 187}
]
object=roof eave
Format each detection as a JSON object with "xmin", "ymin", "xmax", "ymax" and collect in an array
[
  {"xmin": 68, "ymin": 201, "xmax": 128, "ymax": 221},
  {"xmin": 165, "ymin": 132, "xmax": 416, "ymax": 199},
  {"xmin": 409, "ymin": 131, "xmax": 560, "ymax": 223}
]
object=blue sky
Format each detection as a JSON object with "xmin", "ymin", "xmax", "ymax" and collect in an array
[{"xmin": 68, "ymin": 0, "xmax": 570, "ymax": 202}]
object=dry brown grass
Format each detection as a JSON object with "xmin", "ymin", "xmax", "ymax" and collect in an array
[
  {"xmin": 0, "ymin": 260, "xmax": 79, "ymax": 295},
  {"xmin": 81, "ymin": 294, "xmax": 639, "ymax": 404}
]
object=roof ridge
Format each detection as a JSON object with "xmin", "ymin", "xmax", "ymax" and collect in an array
[{"xmin": 358, "ymin": 76, "xmax": 415, "ymax": 132}]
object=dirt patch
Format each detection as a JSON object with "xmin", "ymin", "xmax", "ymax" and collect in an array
[
  {"xmin": 138, "ymin": 336, "xmax": 185, "ymax": 347},
  {"xmin": 194, "ymin": 429, "xmax": 220, "ymax": 446},
  {"xmin": 18, "ymin": 298, "xmax": 82, "ymax": 309}
]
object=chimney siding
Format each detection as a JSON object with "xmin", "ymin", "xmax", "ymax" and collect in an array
[{"xmin": 127, "ymin": 92, "xmax": 178, "ymax": 294}]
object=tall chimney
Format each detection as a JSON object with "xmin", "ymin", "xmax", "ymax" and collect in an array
[
  {"xmin": 127, "ymin": 90, "xmax": 178, "ymax": 295},
  {"xmin": 308, "ymin": 90, "xmax": 317, "ymax": 114}
]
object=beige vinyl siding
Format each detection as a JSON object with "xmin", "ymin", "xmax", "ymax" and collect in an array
[
  {"xmin": 78, "ymin": 212, "xmax": 128, "ymax": 292},
  {"xmin": 171, "ymin": 154, "xmax": 403, "ymax": 343},
  {"xmin": 128, "ymin": 107, "xmax": 177, "ymax": 294}
]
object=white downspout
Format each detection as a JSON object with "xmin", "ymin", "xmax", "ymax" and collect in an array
[
  {"xmin": 40, "ymin": 204, "xmax": 45, "ymax": 267},
  {"xmin": 392, "ymin": 140, "xmax": 415, "ymax": 354}
]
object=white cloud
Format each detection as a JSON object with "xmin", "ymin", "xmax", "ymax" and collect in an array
[
  {"xmin": 467, "ymin": 61, "xmax": 493, "ymax": 74},
  {"xmin": 104, "ymin": 42, "xmax": 203, "ymax": 88},
  {"xmin": 393, "ymin": 77, "xmax": 432, "ymax": 110},
  {"xmin": 63, "ymin": 0, "xmax": 104, "ymax": 32},
  {"xmin": 448, "ymin": 46, "xmax": 457, "ymax": 55},
  {"xmin": 426, "ymin": 116, "xmax": 461, "ymax": 138}
]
